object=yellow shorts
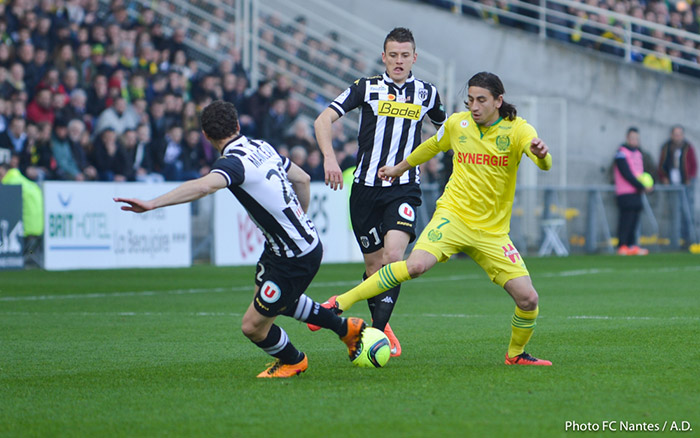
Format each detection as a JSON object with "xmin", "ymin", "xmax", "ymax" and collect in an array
[{"xmin": 414, "ymin": 207, "xmax": 529, "ymax": 287}]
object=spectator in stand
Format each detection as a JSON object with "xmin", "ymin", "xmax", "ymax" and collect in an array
[
  {"xmin": 93, "ymin": 95, "xmax": 139, "ymax": 137},
  {"xmin": 145, "ymin": 73, "xmax": 168, "ymax": 103},
  {"xmin": 86, "ymin": 73, "xmax": 109, "ymax": 119},
  {"xmin": 127, "ymin": 123, "xmax": 163, "ymax": 183},
  {"xmin": 221, "ymin": 72, "xmax": 238, "ymax": 104},
  {"xmin": 338, "ymin": 140, "xmax": 359, "ymax": 171},
  {"xmin": 54, "ymin": 43, "xmax": 78, "ymax": 73},
  {"xmin": 181, "ymin": 129, "xmax": 208, "ymax": 180},
  {"xmin": 644, "ymin": 44, "xmax": 674, "ymax": 72},
  {"xmin": 261, "ymin": 98, "xmax": 291, "ymax": 147},
  {"xmin": 64, "ymin": 88, "xmax": 91, "ymax": 127},
  {"xmin": 16, "ymin": 41, "xmax": 40, "ymax": 96},
  {"xmin": 62, "ymin": 68, "xmax": 81, "ymax": 97},
  {"xmin": 20, "ymin": 121, "xmax": 56, "ymax": 182},
  {"xmin": 51, "ymin": 117, "xmax": 85, "ymax": 181},
  {"xmin": 161, "ymin": 124, "xmax": 185, "ymax": 181},
  {"xmin": 1, "ymin": 63, "xmax": 26, "ymax": 99},
  {"xmin": 26, "ymin": 87, "xmax": 55, "ymax": 124},
  {"xmin": 52, "ymin": 90, "xmax": 71, "ymax": 122},
  {"xmin": 0, "ymin": 116, "xmax": 27, "ymax": 155},
  {"xmin": 0, "ymin": 97, "xmax": 7, "ymax": 133},
  {"xmin": 304, "ymin": 149, "xmax": 325, "ymax": 182},
  {"xmin": 247, "ymin": 79, "xmax": 274, "ymax": 132},
  {"xmin": 67, "ymin": 118, "xmax": 98, "ymax": 181},
  {"xmin": 285, "ymin": 119, "xmax": 316, "ymax": 153},
  {"xmin": 658, "ymin": 125, "xmax": 698, "ymax": 246},
  {"xmin": 287, "ymin": 96, "xmax": 302, "ymax": 124},
  {"xmin": 273, "ymin": 74, "xmax": 293, "ymax": 101},
  {"xmin": 93, "ymin": 127, "xmax": 129, "ymax": 181},
  {"xmin": 163, "ymin": 92, "xmax": 184, "ymax": 128},
  {"xmin": 181, "ymin": 101, "xmax": 199, "ymax": 132},
  {"xmin": 148, "ymin": 97, "xmax": 168, "ymax": 174},
  {"xmin": 289, "ymin": 145, "xmax": 308, "ymax": 170}
]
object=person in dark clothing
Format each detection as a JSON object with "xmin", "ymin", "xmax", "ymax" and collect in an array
[
  {"xmin": 92, "ymin": 127, "xmax": 130, "ymax": 181},
  {"xmin": 613, "ymin": 127, "xmax": 652, "ymax": 255}
]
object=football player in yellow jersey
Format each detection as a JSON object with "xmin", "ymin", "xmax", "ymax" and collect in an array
[{"xmin": 316, "ymin": 72, "xmax": 553, "ymax": 365}]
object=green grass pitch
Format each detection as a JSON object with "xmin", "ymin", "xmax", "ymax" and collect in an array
[{"xmin": 1, "ymin": 254, "xmax": 699, "ymax": 437}]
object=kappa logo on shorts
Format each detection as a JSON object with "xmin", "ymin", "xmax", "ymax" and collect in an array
[
  {"xmin": 360, "ymin": 236, "xmax": 370, "ymax": 248},
  {"xmin": 260, "ymin": 281, "xmax": 282, "ymax": 303},
  {"xmin": 502, "ymin": 244, "xmax": 521, "ymax": 263},
  {"xmin": 398, "ymin": 203, "xmax": 415, "ymax": 221}
]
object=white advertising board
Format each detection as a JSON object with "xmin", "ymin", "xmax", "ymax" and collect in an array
[
  {"xmin": 43, "ymin": 182, "xmax": 191, "ymax": 270},
  {"xmin": 213, "ymin": 182, "xmax": 362, "ymax": 265}
]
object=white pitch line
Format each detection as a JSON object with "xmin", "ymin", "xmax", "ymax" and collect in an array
[
  {"xmin": 2, "ymin": 264, "xmax": 699, "ymax": 302},
  {"xmin": 1, "ymin": 311, "xmax": 698, "ymax": 322}
]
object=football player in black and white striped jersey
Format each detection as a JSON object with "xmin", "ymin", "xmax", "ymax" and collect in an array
[
  {"xmin": 311, "ymin": 28, "xmax": 446, "ymax": 356},
  {"xmin": 115, "ymin": 101, "xmax": 366, "ymax": 378}
]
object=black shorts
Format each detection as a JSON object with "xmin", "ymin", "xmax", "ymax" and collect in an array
[
  {"xmin": 253, "ymin": 243, "xmax": 322, "ymax": 317},
  {"xmin": 349, "ymin": 183, "xmax": 422, "ymax": 254}
]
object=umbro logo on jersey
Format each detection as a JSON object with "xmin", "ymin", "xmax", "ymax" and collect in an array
[
  {"xmin": 381, "ymin": 296, "xmax": 394, "ymax": 304},
  {"xmin": 398, "ymin": 203, "xmax": 415, "ymax": 221}
]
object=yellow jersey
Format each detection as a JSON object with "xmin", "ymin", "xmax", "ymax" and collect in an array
[{"xmin": 407, "ymin": 111, "xmax": 551, "ymax": 234}]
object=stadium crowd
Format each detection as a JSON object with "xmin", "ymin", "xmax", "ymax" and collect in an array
[
  {"xmin": 424, "ymin": 0, "xmax": 700, "ymax": 78},
  {"xmin": 0, "ymin": 0, "xmax": 359, "ymax": 185},
  {"xmin": 0, "ymin": 0, "xmax": 696, "ymax": 190}
]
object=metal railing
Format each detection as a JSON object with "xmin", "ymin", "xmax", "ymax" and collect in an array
[
  {"xmin": 509, "ymin": 184, "xmax": 697, "ymax": 255},
  {"xmin": 434, "ymin": 0, "xmax": 700, "ymax": 76}
]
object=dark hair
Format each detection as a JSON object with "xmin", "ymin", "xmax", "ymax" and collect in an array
[
  {"xmin": 467, "ymin": 72, "xmax": 517, "ymax": 121},
  {"xmin": 200, "ymin": 100, "xmax": 239, "ymax": 140},
  {"xmin": 627, "ymin": 126, "xmax": 639, "ymax": 135},
  {"xmin": 383, "ymin": 27, "xmax": 415, "ymax": 52}
]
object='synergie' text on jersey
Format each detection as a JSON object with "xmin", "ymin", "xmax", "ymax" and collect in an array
[{"xmin": 409, "ymin": 111, "xmax": 551, "ymax": 234}]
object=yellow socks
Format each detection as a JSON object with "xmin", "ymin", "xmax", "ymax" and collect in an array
[
  {"xmin": 507, "ymin": 306, "xmax": 539, "ymax": 358},
  {"xmin": 336, "ymin": 261, "xmax": 410, "ymax": 311}
]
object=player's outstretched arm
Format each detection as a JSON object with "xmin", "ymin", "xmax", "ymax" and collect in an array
[
  {"xmin": 528, "ymin": 137, "xmax": 552, "ymax": 170},
  {"xmin": 314, "ymin": 108, "xmax": 343, "ymax": 191},
  {"xmin": 379, "ymin": 159, "xmax": 413, "ymax": 183},
  {"xmin": 114, "ymin": 173, "xmax": 228, "ymax": 213}
]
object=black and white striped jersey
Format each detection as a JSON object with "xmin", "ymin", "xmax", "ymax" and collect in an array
[
  {"xmin": 211, "ymin": 135, "xmax": 319, "ymax": 258},
  {"xmin": 330, "ymin": 71, "xmax": 446, "ymax": 187}
]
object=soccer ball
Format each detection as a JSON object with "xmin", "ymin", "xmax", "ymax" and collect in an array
[
  {"xmin": 638, "ymin": 172, "xmax": 654, "ymax": 188},
  {"xmin": 352, "ymin": 327, "xmax": 391, "ymax": 368}
]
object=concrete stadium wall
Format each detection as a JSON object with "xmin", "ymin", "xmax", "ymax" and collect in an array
[{"xmin": 326, "ymin": 0, "xmax": 700, "ymax": 188}]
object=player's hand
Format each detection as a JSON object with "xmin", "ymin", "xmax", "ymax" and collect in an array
[
  {"xmin": 378, "ymin": 165, "xmax": 402, "ymax": 183},
  {"xmin": 324, "ymin": 160, "xmax": 343, "ymax": 191},
  {"xmin": 113, "ymin": 197, "xmax": 154, "ymax": 213},
  {"xmin": 530, "ymin": 138, "xmax": 549, "ymax": 158}
]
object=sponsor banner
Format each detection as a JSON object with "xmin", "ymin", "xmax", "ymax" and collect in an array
[
  {"xmin": 43, "ymin": 182, "xmax": 191, "ymax": 270},
  {"xmin": 213, "ymin": 182, "xmax": 362, "ymax": 266},
  {"xmin": 0, "ymin": 185, "xmax": 24, "ymax": 269}
]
